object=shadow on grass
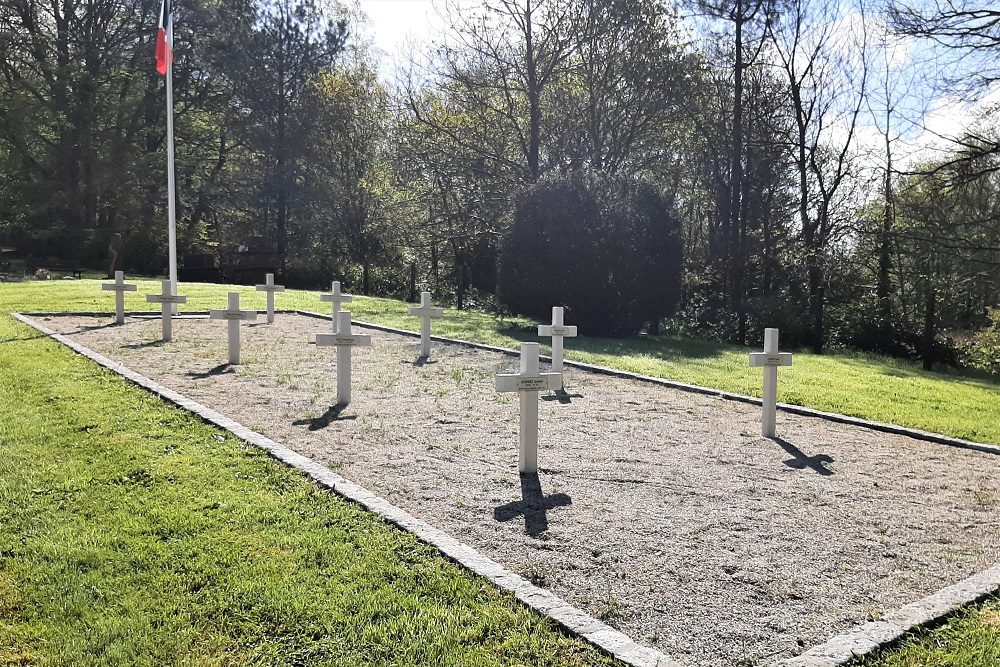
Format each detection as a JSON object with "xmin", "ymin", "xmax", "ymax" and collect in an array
[
  {"xmin": 0, "ymin": 333, "xmax": 48, "ymax": 344},
  {"xmin": 293, "ymin": 404, "xmax": 357, "ymax": 430},
  {"xmin": 494, "ymin": 472, "xmax": 572, "ymax": 537},
  {"xmin": 185, "ymin": 364, "xmax": 234, "ymax": 379},
  {"xmin": 770, "ymin": 437, "xmax": 834, "ymax": 476}
]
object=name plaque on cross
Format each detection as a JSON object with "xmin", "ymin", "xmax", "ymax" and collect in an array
[
  {"xmin": 407, "ymin": 291, "xmax": 444, "ymax": 358},
  {"xmin": 255, "ymin": 273, "xmax": 285, "ymax": 324},
  {"xmin": 495, "ymin": 342, "xmax": 562, "ymax": 474},
  {"xmin": 315, "ymin": 310, "xmax": 371, "ymax": 405},
  {"xmin": 748, "ymin": 328, "xmax": 793, "ymax": 438},
  {"xmin": 316, "ymin": 335, "xmax": 367, "ymax": 347},
  {"xmin": 101, "ymin": 270, "xmax": 137, "ymax": 324},
  {"xmin": 145, "ymin": 279, "xmax": 187, "ymax": 342}
]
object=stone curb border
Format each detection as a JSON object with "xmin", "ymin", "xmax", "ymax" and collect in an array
[
  {"xmin": 771, "ymin": 564, "xmax": 1000, "ymax": 667},
  {"xmin": 286, "ymin": 309, "xmax": 1000, "ymax": 458},
  {"xmin": 10, "ymin": 312, "xmax": 677, "ymax": 667}
]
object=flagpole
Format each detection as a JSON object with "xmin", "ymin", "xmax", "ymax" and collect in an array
[{"xmin": 165, "ymin": 19, "xmax": 178, "ymax": 314}]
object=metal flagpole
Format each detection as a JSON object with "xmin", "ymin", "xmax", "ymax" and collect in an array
[{"xmin": 165, "ymin": 14, "xmax": 178, "ymax": 314}]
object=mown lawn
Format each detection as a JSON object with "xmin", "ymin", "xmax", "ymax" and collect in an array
[
  {"xmin": 5, "ymin": 277, "xmax": 1000, "ymax": 444},
  {"xmin": 1, "ymin": 278, "xmax": 998, "ymax": 667},
  {"xmin": 858, "ymin": 598, "xmax": 1000, "ymax": 667},
  {"xmin": 0, "ymin": 301, "xmax": 615, "ymax": 664}
]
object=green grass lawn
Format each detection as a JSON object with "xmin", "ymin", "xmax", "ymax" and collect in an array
[
  {"xmin": 5, "ymin": 277, "xmax": 1000, "ymax": 445},
  {"xmin": 1, "ymin": 277, "xmax": 997, "ymax": 667},
  {"xmin": 0, "ymin": 295, "xmax": 615, "ymax": 665},
  {"xmin": 858, "ymin": 599, "xmax": 1000, "ymax": 667}
]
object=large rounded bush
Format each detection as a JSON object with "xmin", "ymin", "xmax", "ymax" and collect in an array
[{"xmin": 498, "ymin": 173, "xmax": 683, "ymax": 337}]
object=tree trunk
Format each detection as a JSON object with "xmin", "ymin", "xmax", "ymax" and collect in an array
[
  {"xmin": 408, "ymin": 261, "xmax": 417, "ymax": 302},
  {"xmin": 524, "ymin": 0, "xmax": 541, "ymax": 181},
  {"xmin": 807, "ymin": 252, "xmax": 824, "ymax": 353},
  {"xmin": 922, "ymin": 283, "xmax": 935, "ymax": 371}
]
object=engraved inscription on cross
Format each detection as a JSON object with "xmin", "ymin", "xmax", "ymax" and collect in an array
[
  {"xmin": 537, "ymin": 306, "xmax": 577, "ymax": 383},
  {"xmin": 101, "ymin": 270, "xmax": 137, "ymax": 324},
  {"xmin": 255, "ymin": 273, "xmax": 285, "ymax": 324},
  {"xmin": 748, "ymin": 327, "xmax": 793, "ymax": 438},
  {"xmin": 407, "ymin": 291, "xmax": 444, "ymax": 358},
  {"xmin": 496, "ymin": 342, "xmax": 562, "ymax": 474},
  {"xmin": 316, "ymin": 311, "xmax": 372, "ymax": 406},
  {"xmin": 209, "ymin": 292, "xmax": 257, "ymax": 365},
  {"xmin": 320, "ymin": 281, "xmax": 352, "ymax": 333},
  {"xmin": 145, "ymin": 279, "xmax": 187, "ymax": 342}
]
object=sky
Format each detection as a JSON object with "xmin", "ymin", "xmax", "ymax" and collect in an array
[
  {"xmin": 354, "ymin": 0, "xmax": 997, "ymax": 170},
  {"xmin": 356, "ymin": 0, "xmax": 455, "ymax": 63}
]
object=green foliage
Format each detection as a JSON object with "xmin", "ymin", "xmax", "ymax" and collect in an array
[
  {"xmin": 957, "ymin": 307, "xmax": 1000, "ymax": 375},
  {"xmin": 498, "ymin": 173, "xmax": 683, "ymax": 337}
]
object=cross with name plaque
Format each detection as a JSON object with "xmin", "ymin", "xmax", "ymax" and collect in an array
[
  {"xmin": 316, "ymin": 310, "xmax": 372, "ymax": 405},
  {"xmin": 255, "ymin": 273, "xmax": 285, "ymax": 324},
  {"xmin": 320, "ymin": 281, "xmax": 352, "ymax": 333},
  {"xmin": 407, "ymin": 291, "xmax": 444, "ymax": 358},
  {"xmin": 209, "ymin": 292, "xmax": 257, "ymax": 365},
  {"xmin": 101, "ymin": 270, "xmax": 137, "ymax": 324},
  {"xmin": 145, "ymin": 279, "xmax": 187, "ymax": 342},
  {"xmin": 496, "ymin": 342, "xmax": 562, "ymax": 474},
  {"xmin": 537, "ymin": 306, "xmax": 577, "ymax": 382},
  {"xmin": 748, "ymin": 328, "xmax": 793, "ymax": 438}
]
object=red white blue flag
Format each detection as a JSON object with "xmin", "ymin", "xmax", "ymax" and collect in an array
[{"xmin": 155, "ymin": 0, "xmax": 173, "ymax": 76}]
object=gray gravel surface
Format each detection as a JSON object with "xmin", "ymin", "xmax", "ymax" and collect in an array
[{"xmin": 42, "ymin": 314, "xmax": 1000, "ymax": 667}]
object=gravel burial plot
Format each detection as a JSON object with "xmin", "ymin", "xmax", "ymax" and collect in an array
[{"xmin": 40, "ymin": 313, "xmax": 1000, "ymax": 667}]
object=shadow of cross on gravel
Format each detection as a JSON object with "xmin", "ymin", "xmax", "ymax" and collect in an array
[
  {"xmin": 293, "ymin": 404, "xmax": 357, "ymax": 430},
  {"xmin": 185, "ymin": 364, "xmax": 235, "ymax": 380},
  {"xmin": 541, "ymin": 388, "xmax": 583, "ymax": 405},
  {"xmin": 771, "ymin": 437, "xmax": 835, "ymax": 476},
  {"xmin": 494, "ymin": 473, "xmax": 572, "ymax": 537}
]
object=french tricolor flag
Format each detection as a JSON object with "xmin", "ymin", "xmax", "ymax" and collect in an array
[{"xmin": 155, "ymin": 0, "xmax": 173, "ymax": 76}]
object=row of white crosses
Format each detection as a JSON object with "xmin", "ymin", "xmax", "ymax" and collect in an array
[{"xmin": 106, "ymin": 274, "xmax": 793, "ymax": 467}]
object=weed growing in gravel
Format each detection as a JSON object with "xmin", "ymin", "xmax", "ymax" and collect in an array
[
  {"xmin": 973, "ymin": 490, "xmax": 995, "ymax": 508},
  {"xmin": 598, "ymin": 595, "xmax": 626, "ymax": 625},
  {"xmin": 522, "ymin": 564, "xmax": 549, "ymax": 588}
]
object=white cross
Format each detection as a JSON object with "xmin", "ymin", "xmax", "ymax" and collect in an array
[
  {"xmin": 316, "ymin": 310, "xmax": 372, "ymax": 405},
  {"xmin": 407, "ymin": 291, "xmax": 444, "ymax": 358},
  {"xmin": 255, "ymin": 273, "xmax": 285, "ymax": 324},
  {"xmin": 749, "ymin": 328, "xmax": 793, "ymax": 438},
  {"xmin": 209, "ymin": 292, "xmax": 257, "ymax": 365},
  {"xmin": 101, "ymin": 270, "xmax": 137, "ymax": 325},
  {"xmin": 496, "ymin": 342, "xmax": 562, "ymax": 474},
  {"xmin": 537, "ymin": 306, "xmax": 578, "ymax": 382},
  {"xmin": 320, "ymin": 281, "xmax": 353, "ymax": 332},
  {"xmin": 145, "ymin": 279, "xmax": 187, "ymax": 342}
]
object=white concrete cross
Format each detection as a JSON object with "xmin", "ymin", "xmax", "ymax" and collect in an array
[
  {"xmin": 209, "ymin": 292, "xmax": 257, "ymax": 365},
  {"xmin": 316, "ymin": 311, "xmax": 372, "ymax": 405},
  {"xmin": 495, "ymin": 342, "xmax": 562, "ymax": 474},
  {"xmin": 145, "ymin": 279, "xmax": 187, "ymax": 342},
  {"xmin": 407, "ymin": 291, "xmax": 444, "ymax": 358},
  {"xmin": 748, "ymin": 328, "xmax": 793, "ymax": 438},
  {"xmin": 101, "ymin": 270, "xmax": 137, "ymax": 324},
  {"xmin": 537, "ymin": 306, "xmax": 578, "ymax": 381},
  {"xmin": 255, "ymin": 273, "xmax": 285, "ymax": 324},
  {"xmin": 319, "ymin": 281, "xmax": 352, "ymax": 332}
]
